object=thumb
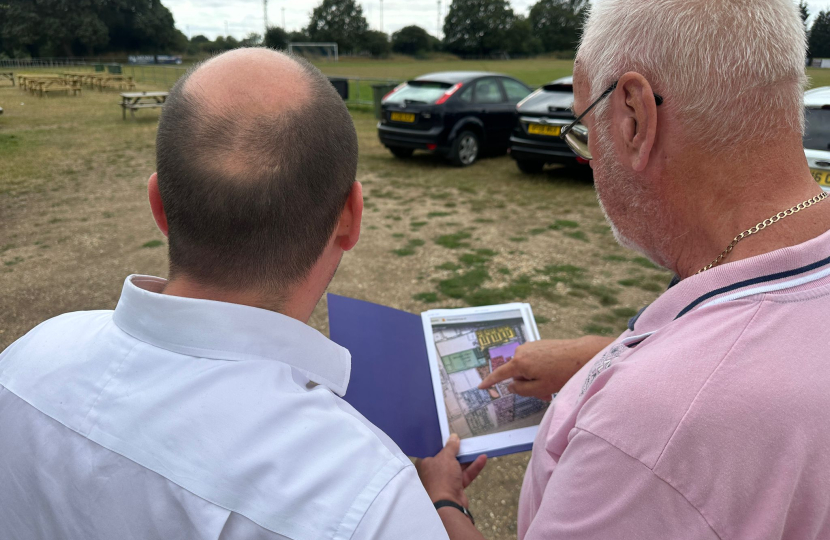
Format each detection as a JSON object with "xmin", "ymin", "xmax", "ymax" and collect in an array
[{"xmin": 439, "ymin": 433, "xmax": 461, "ymax": 458}]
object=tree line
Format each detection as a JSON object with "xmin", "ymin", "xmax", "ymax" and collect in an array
[
  {"xmin": 261, "ymin": 0, "xmax": 588, "ymax": 58},
  {"xmin": 0, "ymin": 0, "xmax": 588, "ymax": 59}
]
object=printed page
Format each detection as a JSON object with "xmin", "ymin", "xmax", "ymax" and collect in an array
[{"xmin": 422, "ymin": 304, "xmax": 548, "ymax": 458}]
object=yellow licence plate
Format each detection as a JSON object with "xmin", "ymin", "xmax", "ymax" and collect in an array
[
  {"xmin": 811, "ymin": 169, "xmax": 830, "ymax": 186},
  {"xmin": 391, "ymin": 112, "xmax": 416, "ymax": 123},
  {"xmin": 528, "ymin": 124, "xmax": 561, "ymax": 137}
]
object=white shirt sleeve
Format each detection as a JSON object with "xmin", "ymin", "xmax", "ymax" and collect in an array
[{"xmin": 351, "ymin": 465, "xmax": 450, "ymax": 540}]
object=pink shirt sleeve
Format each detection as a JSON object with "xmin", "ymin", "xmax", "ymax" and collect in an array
[{"xmin": 524, "ymin": 429, "xmax": 720, "ymax": 540}]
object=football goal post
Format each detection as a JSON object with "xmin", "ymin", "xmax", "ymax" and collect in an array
[{"xmin": 288, "ymin": 42, "xmax": 339, "ymax": 62}]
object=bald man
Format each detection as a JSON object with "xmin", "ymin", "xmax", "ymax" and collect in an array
[{"xmin": 0, "ymin": 49, "xmax": 451, "ymax": 540}]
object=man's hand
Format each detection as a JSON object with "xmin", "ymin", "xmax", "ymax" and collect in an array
[
  {"xmin": 415, "ymin": 434, "xmax": 487, "ymax": 507},
  {"xmin": 478, "ymin": 336, "xmax": 615, "ymax": 400}
]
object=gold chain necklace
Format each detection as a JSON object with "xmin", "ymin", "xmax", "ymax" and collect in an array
[{"xmin": 697, "ymin": 192, "xmax": 828, "ymax": 274}]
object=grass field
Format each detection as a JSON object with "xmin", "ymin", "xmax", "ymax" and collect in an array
[{"xmin": 1, "ymin": 56, "xmax": 823, "ymax": 537}]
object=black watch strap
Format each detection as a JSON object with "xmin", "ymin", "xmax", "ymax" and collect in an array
[{"xmin": 433, "ymin": 500, "xmax": 474, "ymax": 525}]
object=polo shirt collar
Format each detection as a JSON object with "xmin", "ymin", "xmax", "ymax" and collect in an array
[
  {"xmin": 631, "ymin": 228, "xmax": 830, "ymax": 334},
  {"xmin": 113, "ymin": 275, "xmax": 351, "ymax": 396}
]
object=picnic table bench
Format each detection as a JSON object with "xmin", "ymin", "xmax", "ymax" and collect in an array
[
  {"xmin": 16, "ymin": 75, "xmax": 80, "ymax": 97},
  {"xmin": 121, "ymin": 91, "xmax": 168, "ymax": 120},
  {"xmin": 0, "ymin": 72, "xmax": 14, "ymax": 86},
  {"xmin": 33, "ymin": 78, "xmax": 82, "ymax": 97},
  {"xmin": 96, "ymin": 75, "xmax": 135, "ymax": 91}
]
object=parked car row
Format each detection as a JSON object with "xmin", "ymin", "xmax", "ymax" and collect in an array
[
  {"xmin": 378, "ymin": 72, "xmax": 830, "ymax": 192},
  {"xmin": 377, "ymin": 71, "xmax": 587, "ymax": 173}
]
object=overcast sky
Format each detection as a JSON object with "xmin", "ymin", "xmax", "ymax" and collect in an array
[
  {"xmin": 166, "ymin": 0, "xmax": 556, "ymax": 40},
  {"xmin": 162, "ymin": 0, "xmax": 830, "ymax": 41}
]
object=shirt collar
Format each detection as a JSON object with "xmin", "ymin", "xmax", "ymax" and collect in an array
[
  {"xmin": 631, "ymin": 228, "xmax": 830, "ymax": 334},
  {"xmin": 113, "ymin": 275, "xmax": 351, "ymax": 396}
]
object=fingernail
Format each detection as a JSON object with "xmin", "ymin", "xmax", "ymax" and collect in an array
[{"xmin": 450, "ymin": 433, "xmax": 459, "ymax": 442}]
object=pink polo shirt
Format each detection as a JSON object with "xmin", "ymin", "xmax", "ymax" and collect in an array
[{"xmin": 518, "ymin": 229, "xmax": 830, "ymax": 539}]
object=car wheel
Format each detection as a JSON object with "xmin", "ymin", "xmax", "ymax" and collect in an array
[
  {"xmin": 450, "ymin": 131, "xmax": 480, "ymax": 167},
  {"xmin": 389, "ymin": 146, "xmax": 414, "ymax": 159},
  {"xmin": 516, "ymin": 159, "xmax": 545, "ymax": 174}
]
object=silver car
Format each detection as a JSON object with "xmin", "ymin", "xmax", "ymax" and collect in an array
[{"xmin": 804, "ymin": 86, "xmax": 830, "ymax": 192}]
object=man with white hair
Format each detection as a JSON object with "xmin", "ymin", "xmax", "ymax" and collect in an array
[{"xmin": 416, "ymin": 0, "xmax": 830, "ymax": 538}]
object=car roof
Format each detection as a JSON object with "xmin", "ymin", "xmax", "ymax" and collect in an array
[
  {"xmin": 547, "ymin": 76, "xmax": 574, "ymax": 86},
  {"xmin": 412, "ymin": 71, "xmax": 506, "ymax": 84},
  {"xmin": 805, "ymin": 86, "xmax": 830, "ymax": 108}
]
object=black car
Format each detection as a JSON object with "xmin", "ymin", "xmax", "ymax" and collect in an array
[
  {"xmin": 378, "ymin": 72, "xmax": 533, "ymax": 166},
  {"xmin": 508, "ymin": 76, "xmax": 589, "ymax": 174}
]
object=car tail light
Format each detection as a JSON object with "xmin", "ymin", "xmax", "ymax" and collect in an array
[
  {"xmin": 382, "ymin": 83, "xmax": 406, "ymax": 102},
  {"xmin": 427, "ymin": 143, "xmax": 437, "ymax": 150},
  {"xmin": 576, "ymin": 156, "xmax": 589, "ymax": 164},
  {"xmin": 435, "ymin": 82, "xmax": 463, "ymax": 105}
]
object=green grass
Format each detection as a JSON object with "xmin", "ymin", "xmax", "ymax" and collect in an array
[
  {"xmin": 435, "ymin": 231, "xmax": 472, "ymax": 249},
  {"xmin": 459, "ymin": 250, "xmax": 495, "ymax": 266},
  {"xmin": 316, "ymin": 57, "xmax": 577, "ymax": 88},
  {"xmin": 549, "ymin": 219, "xmax": 580, "ymax": 230},
  {"xmin": 427, "ymin": 211, "xmax": 452, "ymax": 218},
  {"xmin": 392, "ymin": 238, "xmax": 426, "ymax": 256},
  {"xmin": 438, "ymin": 267, "xmax": 490, "ymax": 299},
  {"xmin": 565, "ymin": 230, "xmax": 589, "ymax": 242},
  {"xmin": 141, "ymin": 240, "xmax": 164, "ymax": 248},
  {"xmin": 633, "ymin": 256, "xmax": 659, "ymax": 269},
  {"xmin": 583, "ymin": 323, "xmax": 615, "ymax": 336},
  {"xmin": 413, "ymin": 292, "xmax": 439, "ymax": 303}
]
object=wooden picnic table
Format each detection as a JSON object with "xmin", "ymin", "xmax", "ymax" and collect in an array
[
  {"xmin": 19, "ymin": 75, "xmax": 64, "ymax": 94},
  {"xmin": 0, "ymin": 72, "xmax": 14, "ymax": 87},
  {"xmin": 121, "ymin": 91, "xmax": 168, "ymax": 120},
  {"xmin": 95, "ymin": 75, "xmax": 135, "ymax": 91},
  {"xmin": 60, "ymin": 72, "xmax": 87, "ymax": 85},
  {"xmin": 32, "ymin": 78, "xmax": 82, "ymax": 97}
]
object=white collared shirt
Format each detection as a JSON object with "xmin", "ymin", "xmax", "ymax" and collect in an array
[{"xmin": 0, "ymin": 275, "xmax": 449, "ymax": 540}]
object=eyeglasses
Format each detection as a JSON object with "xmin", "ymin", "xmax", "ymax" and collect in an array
[{"xmin": 559, "ymin": 81, "xmax": 664, "ymax": 160}]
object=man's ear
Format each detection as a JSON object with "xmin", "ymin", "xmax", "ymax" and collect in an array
[
  {"xmin": 611, "ymin": 72, "xmax": 658, "ymax": 172},
  {"xmin": 148, "ymin": 173, "xmax": 169, "ymax": 237},
  {"xmin": 336, "ymin": 181, "xmax": 363, "ymax": 251}
]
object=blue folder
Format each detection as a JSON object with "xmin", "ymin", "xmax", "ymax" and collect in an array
[{"xmin": 327, "ymin": 293, "xmax": 533, "ymax": 462}]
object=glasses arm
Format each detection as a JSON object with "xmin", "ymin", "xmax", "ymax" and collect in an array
[{"xmin": 560, "ymin": 81, "xmax": 664, "ymax": 140}]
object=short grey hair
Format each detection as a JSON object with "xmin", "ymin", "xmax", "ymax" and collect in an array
[{"xmin": 576, "ymin": 0, "xmax": 808, "ymax": 150}]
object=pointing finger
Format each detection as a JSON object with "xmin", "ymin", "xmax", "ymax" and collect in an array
[{"xmin": 479, "ymin": 361, "xmax": 521, "ymax": 389}]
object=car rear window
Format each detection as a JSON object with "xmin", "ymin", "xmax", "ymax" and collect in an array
[
  {"xmin": 519, "ymin": 89, "xmax": 572, "ymax": 111},
  {"xmin": 384, "ymin": 81, "xmax": 451, "ymax": 105},
  {"xmin": 804, "ymin": 108, "xmax": 830, "ymax": 151}
]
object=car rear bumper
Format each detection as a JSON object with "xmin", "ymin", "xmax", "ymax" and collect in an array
[
  {"xmin": 378, "ymin": 123, "xmax": 447, "ymax": 151},
  {"xmin": 509, "ymin": 135, "xmax": 581, "ymax": 163}
]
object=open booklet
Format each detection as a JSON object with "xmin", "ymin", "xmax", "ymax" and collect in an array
[
  {"xmin": 422, "ymin": 304, "xmax": 547, "ymax": 459},
  {"xmin": 327, "ymin": 294, "xmax": 550, "ymax": 463}
]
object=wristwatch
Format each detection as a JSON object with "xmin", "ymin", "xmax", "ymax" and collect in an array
[{"xmin": 434, "ymin": 500, "xmax": 475, "ymax": 525}]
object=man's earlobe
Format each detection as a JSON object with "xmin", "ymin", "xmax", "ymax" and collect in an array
[{"xmin": 148, "ymin": 173, "xmax": 169, "ymax": 237}]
